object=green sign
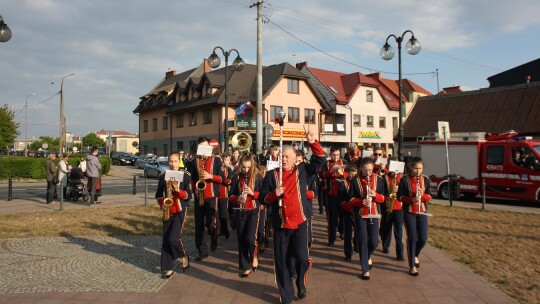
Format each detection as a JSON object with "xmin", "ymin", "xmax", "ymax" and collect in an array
[{"xmin": 237, "ymin": 120, "xmax": 250, "ymax": 128}]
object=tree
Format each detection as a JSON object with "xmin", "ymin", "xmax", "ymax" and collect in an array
[
  {"xmin": 28, "ymin": 136, "xmax": 60, "ymax": 152},
  {"xmin": 0, "ymin": 105, "xmax": 20, "ymax": 153},
  {"xmin": 82, "ymin": 133, "xmax": 106, "ymax": 150}
]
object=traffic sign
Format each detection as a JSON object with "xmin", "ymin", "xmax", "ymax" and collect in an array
[{"xmin": 209, "ymin": 139, "xmax": 219, "ymax": 149}]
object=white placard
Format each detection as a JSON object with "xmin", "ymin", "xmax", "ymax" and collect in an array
[
  {"xmin": 267, "ymin": 160, "xmax": 280, "ymax": 171},
  {"xmin": 324, "ymin": 124, "xmax": 333, "ymax": 132},
  {"xmin": 375, "ymin": 157, "xmax": 388, "ymax": 166},
  {"xmin": 362, "ymin": 150, "xmax": 373, "ymax": 158},
  {"xmin": 438, "ymin": 121, "xmax": 450, "ymax": 139},
  {"xmin": 165, "ymin": 170, "xmax": 184, "ymax": 183},
  {"xmin": 196, "ymin": 144, "xmax": 213, "ymax": 156},
  {"xmin": 336, "ymin": 124, "xmax": 345, "ymax": 132},
  {"xmin": 388, "ymin": 161, "xmax": 405, "ymax": 174}
]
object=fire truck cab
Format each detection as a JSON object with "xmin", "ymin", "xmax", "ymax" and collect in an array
[{"xmin": 419, "ymin": 131, "xmax": 540, "ymax": 203}]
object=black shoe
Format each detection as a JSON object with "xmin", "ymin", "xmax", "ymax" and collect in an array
[
  {"xmin": 327, "ymin": 242, "xmax": 334, "ymax": 247},
  {"xmin": 397, "ymin": 256, "xmax": 405, "ymax": 261},
  {"xmin": 162, "ymin": 270, "xmax": 174, "ymax": 279},
  {"xmin": 345, "ymin": 256, "xmax": 351, "ymax": 261},
  {"xmin": 211, "ymin": 238, "xmax": 217, "ymax": 252},
  {"xmin": 195, "ymin": 254, "xmax": 208, "ymax": 262},
  {"xmin": 354, "ymin": 244, "xmax": 359, "ymax": 253},
  {"xmin": 298, "ymin": 288, "xmax": 307, "ymax": 300},
  {"xmin": 95, "ymin": 201, "xmax": 101, "ymax": 204},
  {"xmin": 240, "ymin": 270, "xmax": 251, "ymax": 278},
  {"xmin": 258, "ymin": 243, "xmax": 266, "ymax": 255},
  {"xmin": 382, "ymin": 249, "xmax": 389, "ymax": 254},
  {"xmin": 182, "ymin": 256, "xmax": 190, "ymax": 272},
  {"xmin": 361, "ymin": 273, "xmax": 370, "ymax": 280},
  {"xmin": 368, "ymin": 261, "xmax": 373, "ymax": 270},
  {"xmin": 409, "ymin": 269, "xmax": 419, "ymax": 276},
  {"xmin": 319, "ymin": 209, "xmax": 323, "ymax": 214},
  {"xmin": 251, "ymin": 266, "xmax": 258, "ymax": 272}
]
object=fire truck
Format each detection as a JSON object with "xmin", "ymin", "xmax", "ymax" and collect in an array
[{"xmin": 419, "ymin": 131, "xmax": 540, "ymax": 203}]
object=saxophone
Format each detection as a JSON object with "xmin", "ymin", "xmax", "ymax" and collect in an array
[
  {"xmin": 162, "ymin": 177, "xmax": 178, "ymax": 221},
  {"xmin": 386, "ymin": 173, "xmax": 397, "ymax": 214},
  {"xmin": 195, "ymin": 156, "xmax": 207, "ymax": 206}
]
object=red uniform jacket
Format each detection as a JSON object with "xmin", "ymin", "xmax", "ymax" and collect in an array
[
  {"xmin": 155, "ymin": 170, "xmax": 193, "ymax": 214},
  {"xmin": 397, "ymin": 174, "xmax": 432, "ymax": 214},
  {"xmin": 229, "ymin": 173, "xmax": 263, "ymax": 211},
  {"xmin": 218, "ymin": 165, "xmax": 233, "ymax": 199},
  {"xmin": 349, "ymin": 173, "xmax": 385, "ymax": 217},
  {"xmin": 188, "ymin": 156, "xmax": 224, "ymax": 199},
  {"xmin": 323, "ymin": 159, "xmax": 347, "ymax": 197}
]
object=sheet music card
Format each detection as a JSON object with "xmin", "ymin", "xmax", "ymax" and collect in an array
[
  {"xmin": 165, "ymin": 170, "xmax": 184, "ymax": 183},
  {"xmin": 267, "ymin": 160, "xmax": 280, "ymax": 171},
  {"xmin": 362, "ymin": 150, "xmax": 373, "ymax": 158},
  {"xmin": 196, "ymin": 144, "xmax": 213, "ymax": 157},
  {"xmin": 375, "ymin": 157, "xmax": 388, "ymax": 166},
  {"xmin": 388, "ymin": 161, "xmax": 405, "ymax": 174}
]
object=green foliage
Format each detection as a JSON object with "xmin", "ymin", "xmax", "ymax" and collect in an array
[
  {"xmin": 0, "ymin": 156, "xmax": 111, "ymax": 180},
  {"xmin": 82, "ymin": 133, "xmax": 106, "ymax": 150},
  {"xmin": 0, "ymin": 105, "xmax": 20, "ymax": 154},
  {"xmin": 28, "ymin": 136, "xmax": 60, "ymax": 152}
]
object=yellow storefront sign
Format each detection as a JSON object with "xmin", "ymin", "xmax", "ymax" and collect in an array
[{"xmin": 358, "ymin": 131, "xmax": 381, "ymax": 139}]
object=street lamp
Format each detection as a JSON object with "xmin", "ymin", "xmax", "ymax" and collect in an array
[
  {"xmin": 24, "ymin": 93, "xmax": 37, "ymax": 157},
  {"xmin": 380, "ymin": 30, "xmax": 421, "ymax": 161},
  {"xmin": 207, "ymin": 46, "xmax": 245, "ymax": 152},
  {"xmin": 0, "ymin": 15, "xmax": 12, "ymax": 42},
  {"xmin": 59, "ymin": 73, "xmax": 75, "ymax": 155}
]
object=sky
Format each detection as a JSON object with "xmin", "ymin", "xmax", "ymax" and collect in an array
[{"xmin": 1, "ymin": 0, "xmax": 539, "ymax": 140}]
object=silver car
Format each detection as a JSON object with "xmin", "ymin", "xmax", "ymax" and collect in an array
[{"xmin": 143, "ymin": 159, "xmax": 170, "ymax": 178}]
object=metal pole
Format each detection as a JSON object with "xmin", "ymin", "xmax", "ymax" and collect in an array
[
  {"xmin": 436, "ymin": 68, "xmax": 440, "ymax": 93},
  {"xmin": 144, "ymin": 176, "xmax": 148, "ymax": 206},
  {"xmin": 224, "ymin": 54, "xmax": 229, "ymax": 153},
  {"xmin": 60, "ymin": 183, "xmax": 64, "ymax": 210},
  {"xmin": 8, "ymin": 178, "xmax": 12, "ymax": 201},
  {"xmin": 444, "ymin": 126, "xmax": 452, "ymax": 206},
  {"xmin": 397, "ymin": 38, "xmax": 404, "ymax": 162},
  {"xmin": 255, "ymin": 0, "xmax": 264, "ymax": 154},
  {"xmin": 60, "ymin": 81, "xmax": 64, "ymax": 155},
  {"xmin": 132, "ymin": 176, "xmax": 137, "ymax": 195},
  {"xmin": 24, "ymin": 98, "xmax": 28, "ymax": 157},
  {"xmin": 482, "ymin": 178, "xmax": 486, "ymax": 210}
]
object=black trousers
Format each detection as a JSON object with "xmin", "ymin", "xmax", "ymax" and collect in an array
[
  {"xmin": 354, "ymin": 215, "xmax": 379, "ymax": 273},
  {"xmin": 326, "ymin": 195, "xmax": 340, "ymax": 244},
  {"xmin": 317, "ymin": 187, "xmax": 326, "ymax": 212},
  {"xmin": 88, "ymin": 176, "xmax": 99, "ymax": 203},
  {"xmin": 235, "ymin": 210, "xmax": 260, "ymax": 271},
  {"xmin": 161, "ymin": 209, "xmax": 188, "ymax": 272},
  {"xmin": 404, "ymin": 211, "xmax": 428, "ymax": 268},
  {"xmin": 382, "ymin": 209, "xmax": 404, "ymax": 258},
  {"xmin": 218, "ymin": 198, "xmax": 229, "ymax": 235},
  {"xmin": 274, "ymin": 221, "xmax": 311, "ymax": 304},
  {"xmin": 46, "ymin": 181, "xmax": 55, "ymax": 203},
  {"xmin": 257, "ymin": 206, "xmax": 267, "ymax": 245},
  {"xmin": 194, "ymin": 197, "xmax": 218, "ymax": 257},
  {"xmin": 343, "ymin": 211, "xmax": 354, "ymax": 259}
]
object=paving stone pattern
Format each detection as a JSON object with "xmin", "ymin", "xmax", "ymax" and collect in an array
[{"xmin": 0, "ymin": 235, "xmax": 195, "ymax": 293}]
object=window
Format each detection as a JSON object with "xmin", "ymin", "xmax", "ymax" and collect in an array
[
  {"xmin": 393, "ymin": 117, "xmax": 398, "ymax": 130},
  {"xmin": 143, "ymin": 120, "xmax": 148, "ymax": 132},
  {"xmin": 288, "ymin": 107, "xmax": 300, "ymax": 123},
  {"xmin": 176, "ymin": 114, "xmax": 184, "ymax": 128},
  {"xmin": 143, "ymin": 145, "xmax": 148, "ymax": 155},
  {"xmin": 287, "ymin": 79, "xmax": 299, "ymax": 94},
  {"xmin": 163, "ymin": 144, "xmax": 168, "ymax": 156},
  {"xmin": 366, "ymin": 90, "xmax": 373, "ymax": 102},
  {"xmin": 152, "ymin": 118, "xmax": 158, "ymax": 131},
  {"xmin": 176, "ymin": 141, "xmax": 184, "ymax": 151},
  {"xmin": 353, "ymin": 114, "xmax": 361, "ymax": 127},
  {"xmin": 189, "ymin": 140, "xmax": 197, "ymax": 154},
  {"xmin": 379, "ymin": 117, "xmax": 386, "ymax": 128},
  {"xmin": 305, "ymin": 109, "xmax": 315, "ymax": 124},
  {"xmin": 203, "ymin": 109, "xmax": 212, "ymax": 124},
  {"xmin": 270, "ymin": 106, "xmax": 283, "ymax": 121},
  {"xmin": 367, "ymin": 115, "xmax": 374, "ymax": 127},
  {"xmin": 163, "ymin": 116, "xmax": 168, "ymax": 130},
  {"xmin": 189, "ymin": 112, "xmax": 197, "ymax": 126},
  {"xmin": 486, "ymin": 146, "xmax": 504, "ymax": 165}
]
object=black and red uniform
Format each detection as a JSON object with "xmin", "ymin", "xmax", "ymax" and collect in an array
[
  {"xmin": 397, "ymin": 174, "xmax": 432, "ymax": 269},
  {"xmin": 260, "ymin": 141, "xmax": 326, "ymax": 304},
  {"xmin": 349, "ymin": 173, "xmax": 385, "ymax": 274},
  {"xmin": 155, "ymin": 170, "xmax": 193, "ymax": 273},
  {"xmin": 322, "ymin": 159, "xmax": 347, "ymax": 246},
  {"xmin": 344, "ymin": 149, "xmax": 361, "ymax": 163},
  {"xmin": 188, "ymin": 156, "xmax": 224, "ymax": 258},
  {"xmin": 381, "ymin": 172, "xmax": 404, "ymax": 259},
  {"xmin": 218, "ymin": 163, "xmax": 233, "ymax": 238},
  {"xmin": 229, "ymin": 173, "xmax": 263, "ymax": 273},
  {"xmin": 338, "ymin": 176, "xmax": 355, "ymax": 260}
]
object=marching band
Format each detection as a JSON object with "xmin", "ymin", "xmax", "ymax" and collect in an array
[{"xmin": 154, "ymin": 129, "xmax": 432, "ymax": 303}]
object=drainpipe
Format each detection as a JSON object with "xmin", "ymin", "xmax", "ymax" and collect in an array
[{"xmin": 345, "ymin": 104, "xmax": 353, "ymax": 145}]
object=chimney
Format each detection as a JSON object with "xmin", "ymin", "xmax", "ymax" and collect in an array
[
  {"xmin": 296, "ymin": 61, "xmax": 308, "ymax": 70},
  {"xmin": 165, "ymin": 70, "xmax": 176, "ymax": 79},
  {"xmin": 204, "ymin": 59, "xmax": 211, "ymax": 73},
  {"xmin": 367, "ymin": 72, "xmax": 382, "ymax": 80}
]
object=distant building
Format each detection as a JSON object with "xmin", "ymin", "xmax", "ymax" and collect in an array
[
  {"xmin": 487, "ymin": 58, "xmax": 540, "ymax": 88},
  {"xmin": 94, "ymin": 129, "xmax": 138, "ymax": 154}
]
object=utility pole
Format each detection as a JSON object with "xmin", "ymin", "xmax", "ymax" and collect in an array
[
  {"xmin": 436, "ymin": 68, "xmax": 440, "ymax": 93},
  {"xmin": 59, "ymin": 73, "xmax": 75, "ymax": 156},
  {"xmin": 24, "ymin": 93, "xmax": 36, "ymax": 157},
  {"xmin": 251, "ymin": 1, "xmax": 264, "ymax": 153}
]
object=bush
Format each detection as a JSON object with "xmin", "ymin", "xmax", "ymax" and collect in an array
[{"xmin": 0, "ymin": 156, "xmax": 111, "ymax": 180}]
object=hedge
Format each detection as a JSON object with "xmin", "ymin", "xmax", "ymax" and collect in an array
[{"xmin": 0, "ymin": 156, "xmax": 111, "ymax": 180}]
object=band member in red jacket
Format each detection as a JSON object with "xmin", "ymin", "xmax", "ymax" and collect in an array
[
  {"xmin": 217, "ymin": 153, "xmax": 234, "ymax": 239},
  {"xmin": 381, "ymin": 161, "xmax": 405, "ymax": 260},
  {"xmin": 229, "ymin": 153, "xmax": 263, "ymax": 277},
  {"xmin": 260, "ymin": 126, "xmax": 326, "ymax": 304},
  {"xmin": 323, "ymin": 147, "xmax": 347, "ymax": 246},
  {"xmin": 155, "ymin": 151, "xmax": 193, "ymax": 278},
  {"xmin": 349, "ymin": 157, "xmax": 385, "ymax": 280},
  {"xmin": 187, "ymin": 137, "xmax": 225, "ymax": 261},
  {"xmin": 397, "ymin": 157, "xmax": 432, "ymax": 276},
  {"xmin": 338, "ymin": 164, "xmax": 357, "ymax": 261}
]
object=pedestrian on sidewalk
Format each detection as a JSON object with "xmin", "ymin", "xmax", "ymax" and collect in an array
[
  {"xmin": 58, "ymin": 154, "xmax": 69, "ymax": 199},
  {"xmin": 155, "ymin": 151, "xmax": 192, "ymax": 278},
  {"xmin": 45, "ymin": 153, "xmax": 57, "ymax": 204},
  {"xmin": 86, "ymin": 147, "xmax": 102, "ymax": 205}
]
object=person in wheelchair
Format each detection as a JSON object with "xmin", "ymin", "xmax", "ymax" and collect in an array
[{"xmin": 67, "ymin": 167, "xmax": 89, "ymax": 202}]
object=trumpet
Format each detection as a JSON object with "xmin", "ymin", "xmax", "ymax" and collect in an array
[
  {"xmin": 415, "ymin": 176, "xmax": 432, "ymax": 217},
  {"xmin": 362, "ymin": 174, "xmax": 378, "ymax": 223},
  {"xmin": 162, "ymin": 177, "xmax": 179, "ymax": 221},
  {"xmin": 386, "ymin": 172, "xmax": 397, "ymax": 214},
  {"xmin": 195, "ymin": 156, "xmax": 207, "ymax": 206}
]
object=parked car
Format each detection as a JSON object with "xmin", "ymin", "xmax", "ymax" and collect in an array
[
  {"xmin": 111, "ymin": 152, "xmax": 136, "ymax": 166},
  {"xmin": 135, "ymin": 155, "xmax": 153, "ymax": 169},
  {"xmin": 143, "ymin": 159, "xmax": 170, "ymax": 178}
]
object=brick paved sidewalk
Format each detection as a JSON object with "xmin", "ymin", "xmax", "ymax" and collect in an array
[{"xmin": 0, "ymin": 204, "xmax": 515, "ymax": 304}]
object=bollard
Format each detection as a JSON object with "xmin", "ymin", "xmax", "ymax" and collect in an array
[
  {"xmin": 8, "ymin": 178, "xmax": 13, "ymax": 201},
  {"xmin": 132, "ymin": 176, "xmax": 137, "ymax": 195},
  {"xmin": 448, "ymin": 176, "xmax": 453, "ymax": 207},
  {"xmin": 144, "ymin": 177, "xmax": 148, "ymax": 206},
  {"xmin": 60, "ymin": 185, "xmax": 64, "ymax": 211},
  {"xmin": 482, "ymin": 178, "xmax": 486, "ymax": 210}
]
